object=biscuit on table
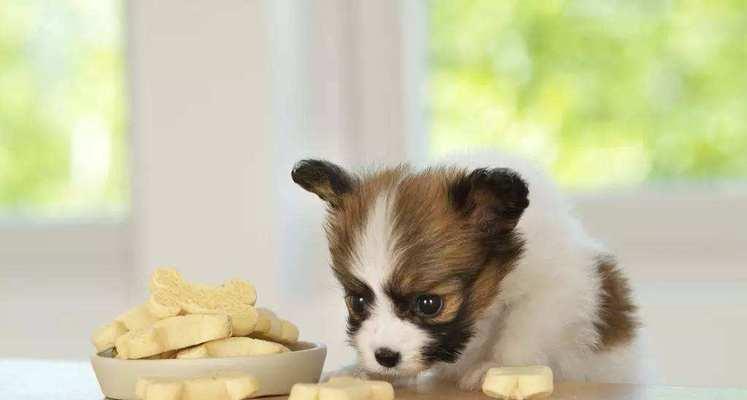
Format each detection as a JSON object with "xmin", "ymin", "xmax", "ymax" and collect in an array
[
  {"xmin": 288, "ymin": 376, "xmax": 394, "ymax": 400},
  {"xmin": 135, "ymin": 375, "xmax": 259, "ymax": 400},
  {"xmin": 482, "ymin": 366, "xmax": 553, "ymax": 400}
]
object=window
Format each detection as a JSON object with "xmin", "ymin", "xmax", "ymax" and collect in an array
[
  {"xmin": 0, "ymin": 0, "xmax": 129, "ymax": 360},
  {"xmin": 0, "ymin": 0, "xmax": 127, "ymax": 219},
  {"xmin": 429, "ymin": 0, "xmax": 747, "ymax": 190}
]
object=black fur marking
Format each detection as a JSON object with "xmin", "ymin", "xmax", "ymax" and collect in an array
[
  {"xmin": 449, "ymin": 167, "xmax": 529, "ymax": 233},
  {"xmin": 483, "ymin": 230, "xmax": 526, "ymax": 268},
  {"xmin": 383, "ymin": 273, "xmax": 480, "ymax": 366},
  {"xmin": 291, "ymin": 159, "xmax": 355, "ymax": 207},
  {"xmin": 337, "ymin": 272, "xmax": 376, "ymax": 337},
  {"xmin": 381, "ymin": 229, "xmax": 527, "ymax": 366},
  {"xmin": 406, "ymin": 279, "xmax": 477, "ymax": 365},
  {"xmin": 419, "ymin": 310, "xmax": 475, "ymax": 364}
]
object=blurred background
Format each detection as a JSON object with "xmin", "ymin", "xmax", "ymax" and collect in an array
[{"xmin": 1, "ymin": 0, "xmax": 745, "ymax": 389}]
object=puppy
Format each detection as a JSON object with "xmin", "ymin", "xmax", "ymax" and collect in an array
[{"xmin": 292, "ymin": 157, "xmax": 645, "ymax": 389}]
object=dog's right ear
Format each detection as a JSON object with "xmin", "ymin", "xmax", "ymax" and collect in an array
[
  {"xmin": 291, "ymin": 159, "xmax": 355, "ymax": 208},
  {"xmin": 449, "ymin": 167, "xmax": 529, "ymax": 234}
]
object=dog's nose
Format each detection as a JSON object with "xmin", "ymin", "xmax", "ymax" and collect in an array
[{"xmin": 374, "ymin": 347, "xmax": 401, "ymax": 368}]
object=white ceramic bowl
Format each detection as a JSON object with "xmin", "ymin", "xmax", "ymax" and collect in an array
[{"xmin": 90, "ymin": 342, "xmax": 326, "ymax": 399}]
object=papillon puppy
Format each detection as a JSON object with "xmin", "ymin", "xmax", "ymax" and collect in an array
[{"xmin": 292, "ymin": 155, "xmax": 645, "ymax": 390}]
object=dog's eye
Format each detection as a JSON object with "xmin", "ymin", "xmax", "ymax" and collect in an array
[
  {"xmin": 414, "ymin": 294, "xmax": 443, "ymax": 317},
  {"xmin": 346, "ymin": 295, "xmax": 367, "ymax": 315}
]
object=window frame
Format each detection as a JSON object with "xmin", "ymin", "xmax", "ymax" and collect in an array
[{"xmin": 0, "ymin": 219, "xmax": 130, "ymax": 276}]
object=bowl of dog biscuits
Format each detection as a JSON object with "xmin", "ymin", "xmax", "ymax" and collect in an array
[{"xmin": 90, "ymin": 268, "xmax": 327, "ymax": 400}]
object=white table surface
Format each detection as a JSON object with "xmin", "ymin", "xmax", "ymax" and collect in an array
[
  {"xmin": 3, "ymin": 359, "xmax": 747, "ymax": 400},
  {"xmin": 0, "ymin": 359, "xmax": 101, "ymax": 399}
]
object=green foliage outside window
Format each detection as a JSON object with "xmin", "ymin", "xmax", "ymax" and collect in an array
[
  {"xmin": 430, "ymin": 0, "xmax": 747, "ymax": 189},
  {"xmin": 1, "ymin": 0, "xmax": 744, "ymax": 218},
  {"xmin": 0, "ymin": 0, "xmax": 127, "ymax": 218}
]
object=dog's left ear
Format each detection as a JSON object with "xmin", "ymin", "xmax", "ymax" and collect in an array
[
  {"xmin": 292, "ymin": 159, "xmax": 355, "ymax": 208},
  {"xmin": 449, "ymin": 168, "xmax": 529, "ymax": 233}
]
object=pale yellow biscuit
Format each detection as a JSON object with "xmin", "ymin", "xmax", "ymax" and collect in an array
[
  {"xmin": 173, "ymin": 345, "xmax": 209, "ymax": 359},
  {"xmin": 116, "ymin": 303, "xmax": 174, "ymax": 331},
  {"xmin": 326, "ymin": 378, "xmax": 393, "ymax": 400},
  {"xmin": 288, "ymin": 377, "xmax": 394, "ymax": 400},
  {"xmin": 148, "ymin": 268, "xmax": 259, "ymax": 336},
  {"xmin": 149, "ymin": 267, "xmax": 257, "ymax": 307},
  {"xmin": 482, "ymin": 366, "xmax": 553, "ymax": 400},
  {"xmin": 136, "ymin": 375, "xmax": 259, "ymax": 400},
  {"xmin": 176, "ymin": 337, "xmax": 289, "ymax": 359},
  {"xmin": 319, "ymin": 380, "xmax": 369, "ymax": 400},
  {"xmin": 136, "ymin": 378, "xmax": 182, "ymax": 400},
  {"xmin": 91, "ymin": 321, "xmax": 128, "ymax": 352},
  {"xmin": 279, "ymin": 320, "xmax": 300, "ymax": 344},
  {"xmin": 251, "ymin": 309, "xmax": 299, "ymax": 345},
  {"xmin": 288, "ymin": 383, "xmax": 320, "ymax": 400},
  {"xmin": 116, "ymin": 314, "xmax": 231, "ymax": 359},
  {"xmin": 253, "ymin": 308, "xmax": 275, "ymax": 334}
]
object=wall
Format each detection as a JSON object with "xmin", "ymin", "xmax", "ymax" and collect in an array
[
  {"xmin": 128, "ymin": 0, "xmax": 279, "ymax": 301},
  {"xmin": 576, "ymin": 191, "xmax": 747, "ymax": 387},
  {"xmin": 127, "ymin": 0, "xmax": 362, "ymax": 370},
  {"xmin": 0, "ymin": 225, "xmax": 128, "ymax": 358}
]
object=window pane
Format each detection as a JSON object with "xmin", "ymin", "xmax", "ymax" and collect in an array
[
  {"xmin": 0, "ymin": 0, "xmax": 127, "ymax": 218},
  {"xmin": 429, "ymin": 0, "xmax": 747, "ymax": 189}
]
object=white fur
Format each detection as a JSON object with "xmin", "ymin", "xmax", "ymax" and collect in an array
[
  {"xmin": 350, "ymin": 192, "xmax": 430, "ymax": 376},
  {"xmin": 351, "ymin": 194, "xmax": 397, "ymax": 292},
  {"xmin": 431, "ymin": 152, "xmax": 651, "ymax": 388},
  {"xmin": 346, "ymin": 153, "xmax": 652, "ymax": 388}
]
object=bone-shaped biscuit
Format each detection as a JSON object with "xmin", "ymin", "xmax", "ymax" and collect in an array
[
  {"xmin": 116, "ymin": 303, "xmax": 170, "ymax": 331},
  {"xmin": 253, "ymin": 308, "xmax": 276, "ymax": 334},
  {"xmin": 251, "ymin": 308, "xmax": 299, "ymax": 345},
  {"xmin": 91, "ymin": 321, "xmax": 129, "ymax": 352},
  {"xmin": 176, "ymin": 337, "xmax": 289, "ymax": 359},
  {"xmin": 93, "ymin": 269, "xmax": 257, "ymax": 352},
  {"xmin": 481, "ymin": 366, "xmax": 553, "ymax": 400},
  {"xmin": 115, "ymin": 314, "xmax": 231, "ymax": 359},
  {"xmin": 288, "ymin": 376, "xmax": 394, "ymax": 400},
  {"xmin": 149, "ymin": 268, "xmax": 257, "ymax": 307},
  {"xmin": 148, "ymin": 268, "xmax": 259, "ymax": 336},
  {"xmin": 93, "ymin": 298, "xmax": 182, "ymax": 352},
  {"xmin": 135, "ymin": 375, "xmax": 259, "ymax": 400}
]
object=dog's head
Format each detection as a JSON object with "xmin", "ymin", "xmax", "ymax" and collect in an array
[{"xmin": 292, "ymin": 159, "xmax": 529, "ymax": 376}]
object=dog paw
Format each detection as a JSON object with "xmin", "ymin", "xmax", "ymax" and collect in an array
[{"xmin": 458, "ymin": 362, "xmax": 501, "ymax": 391}]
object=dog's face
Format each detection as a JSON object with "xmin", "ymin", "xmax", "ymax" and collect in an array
[{"xmin": 292, "ymin": 160, "xmax": 529, "ymax": 376}]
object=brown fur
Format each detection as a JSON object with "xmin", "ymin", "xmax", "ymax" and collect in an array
[
  {"xmin": 326, "ymin": 166, "xmax": 522, "ymax": 325},
  {"xmin": 387, "ymin": 168, "xmax": 512, "ymax": 324},
  {"xmin": 294, "ymin": 160, "xmax": 530, "ymax": 364},
  {"xmin": 325, "ymin": 166, "xmax": 408, "ymax": 293},
  {"xmin": 594, "ymin": 256, "xmax": 639, "ymax": 350}
]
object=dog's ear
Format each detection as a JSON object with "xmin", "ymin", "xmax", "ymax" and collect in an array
[
  {"xmin": 292, "ymin": 159, "xmax": 355, "ymax": 208},
  {"xmin": 449, "ymin": 168, "xmax": 529, "ymax": 234}
]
